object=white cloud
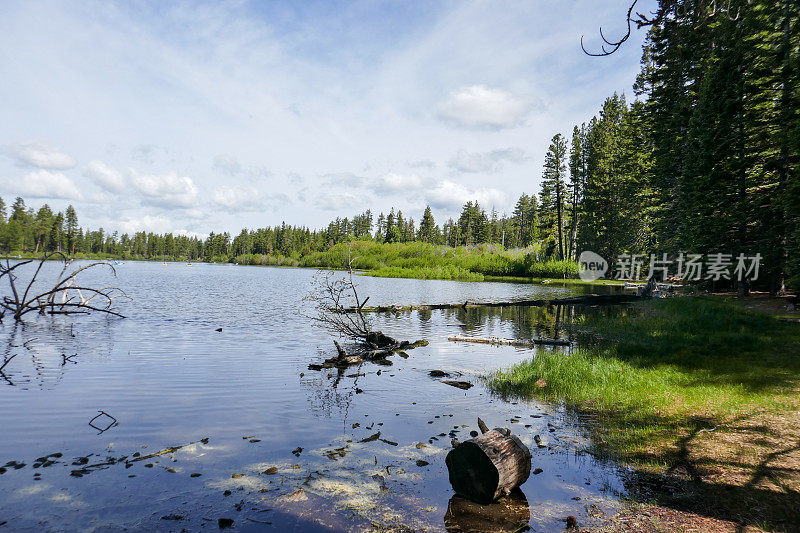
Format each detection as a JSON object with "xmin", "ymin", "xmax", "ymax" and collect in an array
[
  {"xmin": 213, "ymin": 185, "xmax": 264, "ymax": 211},
  {"xmin": 425, "ymin": 180, "xmax": 507, "ymax": 211},
  {"xmin": 117, "ymin": 215, "xmax": 173, "ymax": 234},
  {"xmin": 368, "ymin": 173, "xmax": 424, "ymax": 196},
  {"xmin": 314, "ymin": 193, "xmax": 363, "ymax": 211},
  {"xmin": 84, "ymin": 160, "xmax": 125, "ymax": 192},
  {"xmin": 448, "ymin": 148, "xmax": 528, "ymax": 173},
  {"xmin": 128, "ymin": 169, "xmax": 199, "ymax": 208},
  {"xmin": 11, "ymin": 170, "xmax": 83, "ymax": 200},
  {"xmin": 407, "ymin": 159, "xmax": 436, "ymax": 170},
  {"xmin": 322, "ymin": 173, "xmax": 364, "ymax": 188},
  {"xmin": 213, "ymin": 154, "xmax": 242, "ymax": 176},
  {"xmin": 3, "ymin": 142, "xmax": 77, "ymax": 170},
  {"xmin": 437, "ymin": 86, "xmax": 532, "ymax": 130}
]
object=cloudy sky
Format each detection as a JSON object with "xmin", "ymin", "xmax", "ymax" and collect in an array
[{"xmin": 0, "ymin": 0, "xmax": 655, "ymax": 237}]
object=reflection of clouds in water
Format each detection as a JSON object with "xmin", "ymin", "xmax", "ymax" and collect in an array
[{"xmin": 205, "ymin": 437, "xmax": 450, "ymax": 530}]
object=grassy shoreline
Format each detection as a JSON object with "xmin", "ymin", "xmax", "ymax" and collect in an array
[
  {"xmin": 489, "ymin": 296, "xmax": 800, "ymax": 530},
  {"xmin": 3, "ymin": 242, "xmax": 612, "ymax": 286}
]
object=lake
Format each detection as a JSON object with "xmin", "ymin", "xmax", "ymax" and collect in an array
[{"xmin": 0, "ymin": 261, "xmax": 629, "ymax": 532}]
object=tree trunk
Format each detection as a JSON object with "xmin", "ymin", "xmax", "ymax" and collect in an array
[{"xmin": 446, "ymin": 427, "xmax": 532, "ymax": 504}]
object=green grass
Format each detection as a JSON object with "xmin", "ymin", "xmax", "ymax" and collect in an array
[
  {"xmin": 489, "ymin": 297, "xmax": 800, "ymax": 459},
  {"xmin": 294, "ymin": 241, "xmax": 580, "ymax": 281}
]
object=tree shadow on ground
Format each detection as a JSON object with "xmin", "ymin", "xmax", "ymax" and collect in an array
[{"xmin": 594, "ymin": 410, "xmax": 800, "ymax": 532}]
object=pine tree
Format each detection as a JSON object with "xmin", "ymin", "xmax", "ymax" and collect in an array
[
  {"xmin": 418, "ymin": 206, "xmax": 435, "ymax": 242},
  {"xmin": 540, "ymin": 133, "xmax": 568, "ymax": 259}
]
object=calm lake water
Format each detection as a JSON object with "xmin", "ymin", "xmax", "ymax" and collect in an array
[{"xmin": 0, "ymin": 261, "xmax": 629, "ymax": 532}]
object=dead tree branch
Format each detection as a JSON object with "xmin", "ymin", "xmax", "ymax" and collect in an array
[
  {"xmin": 304, "ymin": 241, "xmax": 428, "ymax": 370},
  {"xmin": 0, "ymin": 253, "xmax": 130, "ymax": 321}
]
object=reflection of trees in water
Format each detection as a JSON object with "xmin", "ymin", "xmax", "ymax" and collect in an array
[
  {"xmin": 439, "ymin": 304, "xmax": 631, "ymax": 345},
  {"xmin": 439, "ymin": 305, "xmax": 575, "ymax": 342},
  {"xmin": 301, "ymin": 355, "xmax": 363, "ymax": 431},
  {"xmin": 0, "ymin": 318, "xmax": 115, "ymax": 389}
]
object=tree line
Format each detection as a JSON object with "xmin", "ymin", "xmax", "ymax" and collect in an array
[{"xmin": 1, "ymin": 1, "xmax": 796, "ymax": 290}]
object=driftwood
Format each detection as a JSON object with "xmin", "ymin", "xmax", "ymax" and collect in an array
[
  {"xmin": 446, "ymin": 418, "xmax": 532, "ymax": 504},
  {"xmin": 338, "ymin": 293, "xmax": 642, "ymax": 314},
  {"xmin": 308, "ymin": 337, "xmax": 429, "ymax": 370},
  {"xmin": 448, "ymin": 335, "xmax": 571, "ymax": 347}
]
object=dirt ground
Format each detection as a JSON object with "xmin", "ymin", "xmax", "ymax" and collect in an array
[{"xmin": 597, "ymin": 404, "xmax": 800, "ymax": 532}]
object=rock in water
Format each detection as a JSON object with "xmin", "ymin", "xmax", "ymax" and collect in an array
[{"xmin": 442, "ymin": 380, "xmax": 473, "ymax": 390}]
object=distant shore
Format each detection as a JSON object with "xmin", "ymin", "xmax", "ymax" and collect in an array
[{"xmin": 3, "ymin": 242, "xmax": 624, "ymax": 287}]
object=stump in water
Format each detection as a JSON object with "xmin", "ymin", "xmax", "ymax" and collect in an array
[{"xmin": 445, "ymin": 420, "xmax": 532, "ymax": 504}]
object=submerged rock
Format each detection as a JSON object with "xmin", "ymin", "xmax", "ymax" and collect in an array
[
  {"xmin": 534, "ymin": 434, "xmax": 549, "ymax": 448},
  {"xmin": 442, "ymin": 380, "xmax": 473, "ymax": 390}
]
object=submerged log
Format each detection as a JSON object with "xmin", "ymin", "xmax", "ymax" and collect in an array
[
  {"xmin": 338, "ymin": 293, "xmax": 642, "ymax": 314},
  {"xmin": 448, "ymin": 335, "xmax": 571, "ymax": 347},
  {"xmin": 446, "ymin": 421, "xmax": 532, "ymax": 504}
]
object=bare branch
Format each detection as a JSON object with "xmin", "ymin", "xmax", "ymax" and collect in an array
[{"xmin": 0, "ymin": 255, "xmax": 129, "ymax": 321}]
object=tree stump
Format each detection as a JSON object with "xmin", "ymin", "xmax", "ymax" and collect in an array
[{"xmin": 445, "ymin": 423, "xmax": 532, "ymax": 504}]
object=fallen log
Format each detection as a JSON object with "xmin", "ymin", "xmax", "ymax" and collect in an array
[
  {"xmin": 308, "ymin": 338, "xmax": 429, "ymax": 370},
  {"xmin": 445, "ymin": 419, "xmax": 532, "ymax": 504},
  {"xmin": 338, "ymin": 293, "xmax": 642, "ymax": 314},
  {"xmin": 448, "ymin": 335, "xmax": 571, "ymax": 347}
]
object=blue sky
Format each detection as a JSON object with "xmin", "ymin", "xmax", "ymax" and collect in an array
[{"xmin": 0, "ymin": 0, "xmax": 656, "ymax": 237}]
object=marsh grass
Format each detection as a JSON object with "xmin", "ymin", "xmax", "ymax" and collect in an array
[
  {"xmin": 295, "ymin": 241, "xmax": 579, "ymax": 280},
  {"xmin": 489, "ymin": 297, "xmax": 800, "ymax": 459}
]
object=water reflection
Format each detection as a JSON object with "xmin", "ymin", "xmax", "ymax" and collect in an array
[
  {"xmin": 444, "ymin": 489, "xmax": 530, "ymax": 532},
  {"xmin": 0, "ymin": 263, "xmax": 630, "ymax": 531}
]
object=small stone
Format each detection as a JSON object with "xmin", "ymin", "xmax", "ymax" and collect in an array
[
  {"xmin": 223, "ymin": 490, "xmax": 232, "ymax": 496},
  {"xmin": 218, "ymin": 518, "xmax": 234, "ymax": 529},
  {"xmin": 165, "ymin": 467, "xmax": 177, "ymax": 473},
  {"xmin": 231, "ymin": 473, "xmax": 244, "ymax": 479},
  {"xmin": 565, "ymin": 515, "xmax": 578, "ymax": 529},
  {"xmin": 534, "ymin": 434, "xmax": 549, "ymax": 448},
  {"xmin": 190, "ymin": 473, "xmax": 202, "ymax": 477},
  {"xmin": 415, "ymin": 460, "xmax": 429, "ymax": 467},
  {"xmin": 215, "ymin": 328, "xmax": 223, "ymax": 332},
  {"xmin": 428, "ymin": 370, "xmax": 449, "ymax": 377},
  {"xmin": 262, "ymin": 466, "xmax": 278, "ymax": 475},
  {"xmin": 161, "ymin": 514, "xmax": 184, "ymax": 520},
  {"xmin": 441, "ymin": 380, "xmax": 472, "ymax": 390},
  {"xmin": 470, "ymin": 430, "xmax": 479, "ymax": 437},
  {"xmin": 145, "ymin": 463, "xmax": 154, "ymax": 468},
  {"xmin": 291, "ymin": 447, "xmax": 303, "ymax": 456},
  {"xmin": 249, "ymin": 439, "xmax": 261, "ymax": 443},
  {"xmin": 415, "ymin": 442, "xmax": 427, "ymax": 449},
  {"xmin": 533, "ymin": 468, "xmax": 543, "ymax": 475}
]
